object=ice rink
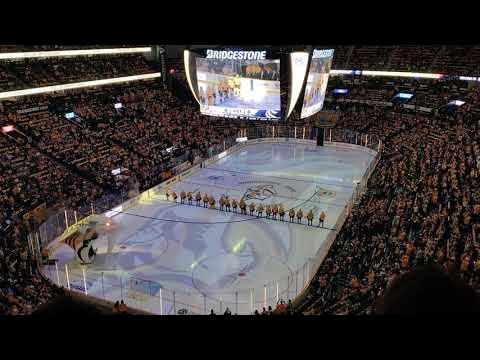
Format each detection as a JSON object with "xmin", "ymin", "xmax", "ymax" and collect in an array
[{"xmin": 48, "ymin": 141, "xmax": 376, "ymax": 314}]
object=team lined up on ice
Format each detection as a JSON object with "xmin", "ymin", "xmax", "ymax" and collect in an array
[{"xmin": 165, "ymin": 190, "xmax": 327, "ymax": 227}]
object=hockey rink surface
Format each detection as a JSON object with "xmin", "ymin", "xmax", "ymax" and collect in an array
[{"xmin": 48, "ymin": 141, "xmax": 375, "ymax": 314}]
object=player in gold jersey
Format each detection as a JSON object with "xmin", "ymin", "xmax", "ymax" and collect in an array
[{"xmin": 233, "ymin": 74, "xmax": 241, "ymax": 96}]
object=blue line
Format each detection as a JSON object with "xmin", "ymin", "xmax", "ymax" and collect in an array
[{"xmin": 204, "ymin": 166, "xmax": 356, "ymax": 189}]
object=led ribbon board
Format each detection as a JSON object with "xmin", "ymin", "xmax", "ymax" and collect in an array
[
  {"xmin": 0, "ymin": 47, "xmax": 151, "ymax": 60},
  {"xmin": 0, "ymin": 73, "xmax": 161, "ymax": 100}
]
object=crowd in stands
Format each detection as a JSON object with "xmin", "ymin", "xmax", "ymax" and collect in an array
[
  {"xmin": 1, "ymin": 81, "xmax": 239, "ymax": 194},
  {"xmin": 328, "ymin": 45, "xmax": 480, "ymax": 76},
  {"xmin": 325, "ymin": 75, "xmax": 480, "ymax": 115},
  {"xmin": 298, "ymin": 101, "xmax": 480, "ymax": 314}
]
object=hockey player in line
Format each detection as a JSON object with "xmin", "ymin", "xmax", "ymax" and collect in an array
[
  {"xmin": 209, "ymin": 195, "xmax": 216, "ymax": 209},
  {"xmin": 257, "ymin": 204, "xmax": 264, "ymax": 218},
  {"xmin": 180, "ymin": 191, "xmax": 186, "ymax": 204},
  {"xmin": 289, "ymin": 209, "xmax": 295, "ymax": 222},
  {"xmin": 319, "ymin": 211, "xmax": 326, "ymax": 228},
  {"xmin": 166, "ymin": 190, "xmax": 170, "ymax": 202},
  {"xmin": 307, "ymin": 209, "xmax": 314, "ymax": 226},
  {"xmin": 195, "ymin": 192, "xmax": 202, "ymax": 206},
  {"xmin": 279, "ymin": 205, "xmax": 285, "ymax": 221},
  {"xmin": 296, "ymin": 209, "xmax": 303, "ymax": 224},
  {"xmin": 187, "ymin": 192, "xmax": 193, "ymax": 205},
  {"xmin": 203, "ymin": 193, "xmax": 209, "ymax": 208},
  {"xmin": 225, "ymin": 198, "xmax": 231, "ymax": 212},
  {"xmin": 233, "ymin": 74, "xmax": 241, "ymax": 96},
  {"xmin": 240, "ymin": 199, "xmax": 247, "ymax": 214},
  {"xmin": 172, "ymin": 191, "xmax": 178, "ymax": 203},
  {"xmin": 232, "ymin": 199, "xmax": 238, "ymax": 213},
  {"xmin": 272, "ymin": 204, "xmax": 278, "ymax": 220},
  {"xmin": 265, "ymin": 205, "xmax": 272, "ymax": 219},
  {"xmin": 220, "ymin": 195, "xmax": 226, "ymax": 211},
  {"xmin": 249, "ymin": 202, "xmax": 256, "ymax": 216},
  {"xmin": 239, "ymin": 199, "xmax": 247, "ymax": 215}
]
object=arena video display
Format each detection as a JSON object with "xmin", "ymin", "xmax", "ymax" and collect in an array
[
  {"xmin": 196, "ymin": 50, "xmax": 281, "ymax": 120},
  {"xmin": 300, "ymin": 49, "xmax": 334, "ymax": 119}
]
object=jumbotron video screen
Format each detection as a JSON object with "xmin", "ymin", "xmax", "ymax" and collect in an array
[
  {"xmin": 196, "ymin": 51, "xmax": 281, "ymax": 120},
  {"xmin": 300, "ymin": 49, "xmax": 334, "ymax": 119}
]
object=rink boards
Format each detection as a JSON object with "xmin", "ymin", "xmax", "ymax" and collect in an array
[{"xmin": 47, "ymin": 138, "xmax": 378, "ymax": 314}]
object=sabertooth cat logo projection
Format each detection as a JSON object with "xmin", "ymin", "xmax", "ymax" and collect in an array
[
  {"xmin": 244, "ymin": 184, "xmax": 277, "ymax": 201},
  {"xmin": 312, "ymin": 187, "xmax": 336, "ymax": 200},
  {"xmin": 62, "ymin": 227, "xmax": 97, "ymax": 265}
]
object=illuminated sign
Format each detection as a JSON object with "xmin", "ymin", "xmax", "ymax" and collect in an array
[
  {"xmin": 394, "ymin": 92, "xmax": 413, "ymax": 100},
  {"xmin": 114, "ymin": 103, "xmax": 123, "ymax": 109},
  {"xmin": 105, "ymin": 205, "xmax": 123, "ymax": 218},
  {"xmin": 65, "ymin": 112, "xmax": 75, "ymax": 119},
  {"xmin": 361, "ymin": 70, "xmax": 443, "ymax": 79},
  {"xmin": 330, "ymin": 70, "xmax": 353, "ymax": 75},
  {"xmin": 313, "ymin": 49, "xmax": 334, "ymax": 58},
  {"xmin": 333, "ymin": 88, "xmax": 348, "ymax": 94},
  {"xmin": 448, "ymin": 100, "xmax": 465, "ymax": 106},
  {"xmin": 236, "ymin": 137, "xmax": 248, "ymax": 142},
  {"xmin": 205, "ymin": 50, "xmax": 266, "ymax": 60},
  {"xmin": 331, "ymin": 69, "xmax": 443, "ymax": 79},
  {"xmin": 1, "ymin": 125, "xmax": 14, "ymax": 133},
  {"xmin": 111, "ymin": 168, "xmax": 122, "ymax": 175},
  {"xmin": 218, "ymin": 151, "xmax": 228, "ymax": 159}
]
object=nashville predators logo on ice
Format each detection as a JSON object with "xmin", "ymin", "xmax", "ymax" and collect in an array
[
  {"xmin": 243, "ymin": 184, "xmax": 277, "ymax": 201},
  {"xmin": 315, "ymin": 188, "xmax": 336, "ymax": 199}
]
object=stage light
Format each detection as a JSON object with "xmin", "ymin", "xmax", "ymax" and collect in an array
[
  {"xmin": 0, "ymin": 73, "xmax": 161, "ymax": 100},
  {"xmin": 0, "ymin": 47, "xmax": 151, "ymax": 60},
  {"xmin": 232, "ymin": 238, "xmax": 246, "ymax": 254}
]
